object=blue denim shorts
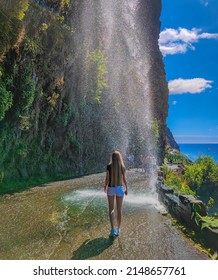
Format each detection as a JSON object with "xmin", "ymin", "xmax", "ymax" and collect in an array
[{"xmin": 107, "ymin": 186, "xmax": 125, "ymax": 197}]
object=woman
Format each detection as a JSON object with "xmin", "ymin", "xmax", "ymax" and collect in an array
[{"xmin": 104, "ymin": 150, "xmax": 128, "ymax": 236}]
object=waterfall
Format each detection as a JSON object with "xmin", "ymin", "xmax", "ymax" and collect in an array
[{"xmin": 70, "ymin": 0, "xmax": 166, "ymax": 188}]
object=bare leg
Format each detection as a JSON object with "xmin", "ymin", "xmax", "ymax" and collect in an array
[
  {"xmin": 116, "ymin": 195, "xmax": 124, "ymax": 229},
  {"xmin": 107, "ymin": 195, "xmax": 115, "ymax": 229}
]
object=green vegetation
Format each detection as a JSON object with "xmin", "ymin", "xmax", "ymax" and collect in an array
[
  {"xmin": 164, "ymin": 151, "xmax": 218, "ymax": 252},
  {"xmin": 151, "ymin": 119, "xmax": 160, "ymax": 155},
  {"xmin": 165, "ymin": 149, "xmax": 191, "ymax": 165},
  {"xmin": 38, "ymin": 0, "xmax": 70, "ymax": 12},
  {"xmin": 0, "ymin": 1, "xmax": 111, "ymax": 194},
  {"xmin": 194, "ymin": 212, "xmax": 218, "ymax": 230},
  {"xmin": 163, "ymin": 163, "xmax": 195, "ymax": 196},
  {"xmin": 151, "ymin": 119, "xmax": 160, "ymax": 140},
  {"xmin": 0, "ymin": 0, "xmax": 29, "ymax": 58},
  {"xmin": 0, "ymin": 1, "xmax": 71, "ymax": 186},
  {"xmin": 184, "ymin": 157, "xmax": 218, "ymax": 192},
  {"xmin": 86, "ymin": 48, "xmax": 109, "ymax": 104},
  {"xmin": 0, "ymin": 69, "xmax": 13, "ymax": 121},
  {"xmin": 207, "ymin": 197, "xmax": 215, "ymax": 210},
  {"xmin": 0, "ymin": 0, "xmax": 29, "ymax": 20},
  {"xmin": 164, "ymin": 150, "xmax": 218, "ymax": 195},
  {"xmin": 0, "ymin": 172, "xmax": 76, "ymax": 195},
  {"xmin": 190, "ymin": 202, "xmax": 218, "ymax": 257}
]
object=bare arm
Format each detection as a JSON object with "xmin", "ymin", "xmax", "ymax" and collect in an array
[
  {"xmin": 104, "ymin": 171, "xmax": 109, "ymax": 193},
  {"xmin": 123, "ymin": 171, "xmax": 128, "ymax": 195}
]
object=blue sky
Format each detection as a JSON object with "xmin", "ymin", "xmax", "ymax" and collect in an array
[{"xmin": 160, "ymin": 0, "xmax": 218, "ymax": 143}]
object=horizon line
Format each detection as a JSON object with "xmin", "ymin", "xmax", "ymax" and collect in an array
[{"xmin": 177, "ymin": 142, "xmax": 218, "ymax": 144}]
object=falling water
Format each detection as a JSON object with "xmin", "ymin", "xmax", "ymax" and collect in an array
[
  {"xmin": 70, "ymin": 0, "xmax": 164, "ymax": 192},
  {"xmin": 64, "ymin": 188, "xmax": 165, "ymax": 212}
]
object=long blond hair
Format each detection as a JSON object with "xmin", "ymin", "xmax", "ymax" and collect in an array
[{"xmin": 110, "ymin": 150, "xmax": 125, "ymax": 186}]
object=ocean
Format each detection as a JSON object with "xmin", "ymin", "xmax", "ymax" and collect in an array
[{"xmin": 178, "ymin": 143, "xmax": 218, "ymax": 163}]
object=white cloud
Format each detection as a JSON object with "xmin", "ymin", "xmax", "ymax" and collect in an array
[
  {"xmin": 159, "ymin": 43, "xmax": 189, "ymax": 56},
  {"xmin": 168, "ymin": 78, "xmax": 213, "ymax": 94},
  {"xmin": 159, "ymin": 27, "xmax": 218, "ymax": 56}
]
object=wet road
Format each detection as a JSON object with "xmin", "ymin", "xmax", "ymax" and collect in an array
[{"xmin": 0, "ymin": 171, "xmax": 209, "ymax": 259}]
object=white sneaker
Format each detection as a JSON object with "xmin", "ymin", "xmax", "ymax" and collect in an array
[{"xmin": 116, "ymin": 228, "xmax": 120, "ymax": 236}]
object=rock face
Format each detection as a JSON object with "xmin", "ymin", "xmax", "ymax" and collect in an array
[
  {"xmin": 0, "ymin": 0, "xmax": 168, "ymax": 182},
  {"xmin": 166, "ymin": 127, "xmax": 180, "ymax": 151}
]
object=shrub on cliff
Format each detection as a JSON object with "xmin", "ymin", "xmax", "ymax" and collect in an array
[
  {"xmin": 0, "ymin": 83, "xmax": 13, "ymax": 121},
  {"xmin": 163, "ymin": 164, "xmax": 195, "ymax": 196},
  {"xmin": 0, "ymin": 0, "xmax": 29, "ymax": 58},
  {"xmin": 195, "ymin": 156, "xmax": 218, "ymax": 183},
  {"xmin": 0, "ymin": 67, "xmax": 13, "ymax": 121},
  {"xmin": 184, "ymin": 156, "xmax": 218, "ymax": 192},
  {"xmin": 165, "ymin": 149, "xmax": 191, "ymax": 165},
  {"xmin": 163, "ymin": 156, "xmax": 218, "ymax": 196}
]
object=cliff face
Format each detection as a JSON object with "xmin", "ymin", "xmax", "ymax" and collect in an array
[
  {"xmin": 0, "ymin": 0, "xmax": 168, "ymax": 182},
  {"xmin": 68, "ymin": 0, "xmax": 169, "ymax": 165},
  {"xmin": 166, "ymin": 127, "xmax": 180, "ymax": 151},
  {"xmin": 138, "ymin": 0, "xmax": 169, "ymax": 160}
]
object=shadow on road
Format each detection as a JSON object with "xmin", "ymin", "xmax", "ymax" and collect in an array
[{"xmin": 71, "ymin": 236, "xmax": 115, "ymax": 260}]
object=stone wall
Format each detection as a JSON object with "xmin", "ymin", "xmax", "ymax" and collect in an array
[{"xmin": 156, "ymin": 172, "xmax": 218, "ymax": 253}]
